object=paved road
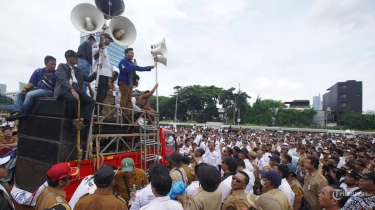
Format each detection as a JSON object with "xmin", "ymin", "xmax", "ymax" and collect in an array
[{"xmin": 159, "ymin": 122, "xmax": 375, "ymax": 135}]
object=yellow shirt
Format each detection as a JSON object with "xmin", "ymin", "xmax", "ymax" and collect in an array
[
  {"xmin": 222, "ymin": 189, "xmax": 250, "ymax": 210},
  {"xmin": 35, "ymin": 186, "xmax": 68, "ymax": 210},
  {"xmin": 303, "ymin": 170, "xmax": 328, "ymax": 210},
  {"xmin": 114, "ymin": 168, "xmax": 149, "ymax": 204},
  {"xmin": 266, "ymin": 188, "xmax": 293, "ymax": 210}
]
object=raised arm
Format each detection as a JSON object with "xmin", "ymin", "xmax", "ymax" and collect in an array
[{"xmin": 143, "ymin": 83, "xmax": 159, "ymax": 98}]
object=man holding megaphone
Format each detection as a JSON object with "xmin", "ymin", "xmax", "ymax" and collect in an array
[{"xmin": 118, "ymin": 48, "xmax": 154, "ymax": 118}]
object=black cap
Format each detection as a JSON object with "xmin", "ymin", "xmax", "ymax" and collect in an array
[
  {"xmin": 239, "ymin": 148, "xmax": 249, "ymax": 155},
  {"xmin": 223, "ymin": 157, "xmax": 238, "ymax": 173},
  {"xmin": 197, "ymin": 163, "xmax": 221, "ymax": 192},
  {"xmin": 353, "ymin": 160, "xmax": 366, "ymax": 167},
  {"xmin": 65, "ymin": 50, "xmax": 82, "ymax": 59},
  {"xmin": 329, "ymin": 156, "xmax": 340, "ymax": 163},
  {"xmin": 358, "ymin": 171, "xmax": 375, "ymax": 181},
  {"xmin": 166, "ymin": 152, "xmax": 183, "ymax": 167},
  {"xmin": 195, "ymin": 148, "xmax": 205, "ymax": 156},
  {"xmin": 268, "ymin": 155, "xmax": 281, "ymax": 163},
  {"xmin": 233, "ymin": 146, "xmax": 241, "ymax": 152},
  {"xmin": 94, "ymin": 165, "xmax": 115, "ymax": 186},
  {"xmin": 346, "ymin": 170, "xmax": 361, "ymax": 180}
]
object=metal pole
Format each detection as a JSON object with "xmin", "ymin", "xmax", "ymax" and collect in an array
[
  {"xmin": 233, "ymin": 98, "xmax": 236, "ymax": 124},
  {"xmin": 174, "ymin": 91, "xmax": 178, "ymax": 123},
  {"xmin": 155, "ymin": 60, "xmax": 159, "ymax": 113}
]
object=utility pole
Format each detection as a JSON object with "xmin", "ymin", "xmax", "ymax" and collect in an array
[
  {"xmin": 237, "ymin": 83, "xmax": 241, "ymax": 125},
  {"xmin": 173, "ymin": 86, "xmax": 182, "ymax": 129}
]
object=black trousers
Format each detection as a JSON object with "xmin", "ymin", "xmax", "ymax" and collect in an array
[
  {"xmin": 58, "ymin": 90, "xmax": 95, "ymax": 120},
  {"xmin": 95, "ymin": 75, "xmax": 108, "ymax": 114}
]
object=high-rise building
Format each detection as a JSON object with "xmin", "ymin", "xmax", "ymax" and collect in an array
[
  {"xmin": 79, "ymin": 32, "xmax": 127, "ymax": 69},
  {"xmin": 312, "ymin": 94, "xmax": 321, "ymax": 110},
  {"xmin": 0, "ymin": 84, "xmax": 6, "ymax": 95},
  {"xmin": 322, "ymin": 80, "xmax": 362, "ymax": 122}
]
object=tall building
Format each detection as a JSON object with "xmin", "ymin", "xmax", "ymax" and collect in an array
[
  {"xmin": 312, "ymin": 94, "xmax": 321, "ymax": 110},
  {"xmin": 322, "ymin": 80, "xmax": 362, "ymax": 122},
  {"xmin": 0, "ymin": 84, "xmax": 6, "ymax": 95},
  {"xmin": 79, "ymin": 32, "xmax": 127, "ymax": 68}
]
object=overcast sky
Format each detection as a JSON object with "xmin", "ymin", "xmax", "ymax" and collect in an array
[{"xmin": 1, "ymin": 0, "xmax": 374, "ymax": 111}]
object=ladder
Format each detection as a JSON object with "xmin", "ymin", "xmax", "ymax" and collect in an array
[{"xmin": 139, "ymin": 124, "xmax": 159, "ymax": 170}]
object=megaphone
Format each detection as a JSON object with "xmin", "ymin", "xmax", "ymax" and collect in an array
[
  {"xmin": 71, "ymin": 3, "xmax": 105, "ymax": 34},
  {"xmin": 95, "ymin": 0, "xmax": 125, "ymax": 18},
  {"xmin": 155, "ymin": 55, "xmax": 167, "ymax": 66},
  {"xmin": 151, "ymin": 42, "xmax": 168, "ymax": 58},
  {"xmin": 108, "ymin": 16, "xmax": 137, "ymax": 46},
  {"xmin": 151, "ymin": 37, "xmax": 166, "ymax": 49}
]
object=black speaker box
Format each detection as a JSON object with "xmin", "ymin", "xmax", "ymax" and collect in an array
[
  {"xmin": 30, "ymin": 97, "xmax": 68, "ymax": 118},
  {"xmin": 93, "ymin": 123, "xmax": 137, "ymax": 134},
  {"xmin": 15, "ymin": 156, "xmax": 51, "ymax": 193},
  {"xmin": 17, "ymin": 136, "xmax": 86, "ymax": 165},
  {"xmin": 18, "ymin": 115, "xmax": 87, "ymax": 142}
]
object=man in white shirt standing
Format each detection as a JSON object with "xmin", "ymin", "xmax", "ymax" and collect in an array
[
  {"xmin": 203, "ymin": 141, "xmax": 221, "ymax": 170},
  {"xmin": 139, "ymin": 165, "xmax": 183, "ymax": 210},
  {"xmin": 255, "ymin": 150, "xmax": 269, "ymax": 171},
  {"xmin": 275, "ymin": 165, "xmax": 295, "ymax": 205},
  {"xmin": 92, "ymin": 33, "xmax": 112, "ymax": 114}
]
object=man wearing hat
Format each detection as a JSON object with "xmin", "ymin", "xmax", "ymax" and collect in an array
[
  {"xmin": 222, "ymin": 171, "xmax": 251, "ymax": 210},
  {"xmin": 6, "ymin": 56, "xmax": 57, "ymax": 121},
  {"xmin": 114, "ymin": 158, "xmax": 149, "ymax": 204},
  {"xmin": 92, "ymin": 33, "xmax": 113, "ymax": 113},
  {"xmin": 358, "ymin": 152, "xmax": 373, "ymax": 173},
  {"xmin": 166, "ymin": 152, "xmax": 188, "ymax": 184},
  {"xmin": 0, "ymin": 156, "xmax": 14, "ymax": 210},
  {"xmin": 54, "ymin": 50, "xmax": 97, "ymax": 130},
  {"xmin": 178, "ymin": 163, "xmax": 222, "ymax": 210},
  {"xmin": 259, "ymin": 170, "xmax": 293, "ymax": 210},
  {"xmin": 131, "ymin": 163, "xmax": 170, "ymax": 210},
  {"xmin": 353, "ymin": 159, "xmax": 366, "ymax": 172},
  {"xmin": 269, "ymin": 155, "xmax": 281, "ymax": 167},
  {"xmin": 74, "ymin": 165, "xmax": 127, "ymax": 210},
  {"xmin": 118, "ymin": 48, "xmax": 154, "ymax": 117},
  {"xmin": 340, "ymin": 170, "xmax": 360, "ymax": 196},
  {"xmin": 320, "ymin": 150, "xmax": 330, "ymax": 168},
  {"xmin": 35, "ymin": 163, "xmax": 79, "ymax": 210},
  {"xmin": 246, "ymin": 193, "xmax": 282, "ymax": 210},
  {"xmin": 77, "ymin": 35, "xmax": 96, "ymax": 94},
  {"xmin": 342, "ymin": 171, "xmax": 375, "ymax": 209}
]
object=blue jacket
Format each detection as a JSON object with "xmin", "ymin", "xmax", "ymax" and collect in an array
[
  {"xmin": 118, "ymin": 58, "xmax": 151, "ymax": 85},
  {"xmin": 24, "ymin": 68, "xmax": 57, "ymax": 91}
]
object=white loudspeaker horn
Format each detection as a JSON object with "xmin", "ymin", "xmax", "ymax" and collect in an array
[
  {"xmin": 151, "ymin": 37, "xmax": 166, "ymax": 49},
  {"xmin": 151, "ymin": 42, "xmax": 168, "ymax": 58},
  {"xmin": 71, "ymin": 3, "xmax": 105, "ymax": 34},
  {"xmin": 108, "ymin": 16, "xmax": 137, "ymax": 46},
  {"xmin": 155, "ymin": 55, "xmax": 167, "ymax": 66}
]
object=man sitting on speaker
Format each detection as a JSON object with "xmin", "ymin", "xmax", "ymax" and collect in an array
[
  {"xmin": 54, "ymin": 50, "xmax": 97, "ymax": 130},
  {"xmin": 118, "ymin": 48, "xmax": 154, "ymax": 120},
  {"xmin": 6, "ymin": 56, "xmax": 57, "ymax": 121}
]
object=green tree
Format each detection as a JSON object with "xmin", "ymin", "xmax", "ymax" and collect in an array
[{"xmin": 0, "ymin": 94, "xmax": 14, "ymax": 105}]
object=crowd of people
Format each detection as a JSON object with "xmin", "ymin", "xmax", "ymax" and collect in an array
[{"xmin": 2, "ymin": 126, "xmax": 374, "ymax": 210}]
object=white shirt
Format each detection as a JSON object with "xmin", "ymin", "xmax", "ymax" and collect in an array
[
  {"xmin": 256, "ymin": 157, "xmax": 268, "ymax": 171},
  {"xmin": 181, "ymin": 145, "xmax": 192, "ymax": 153},
  {"xmin": 337, "ymin": 157, "xmax": 346, "ymax": 168},
  {"xmin": 242, "ymin": 168, "xmax": 255, "ymax": 194},
  {"xmin": 69, "ymin": 175, "xmax": 97, "ymax": 209},
  {"xmin": 92, "ymin": 43, "xmax": 112, "ymax": 77},
  {"xmin": 139, "ymin": 196, "xmax": 183, "ymax": 210},
  {"xmin": 186, "ymin": 181, "xmax": 200, "ymax": 196},
  {"xmin": 132, "ymin": 97, "xmax": 142, "ymax": 111},
  {"xmin": 263, "ymin": 152, "xmax": 271, "ymax": 165},
  {"xmin": 130, "ymin": 184, "xmax": 155, "ymax": 210},
  {"xmin": 203, "ymin": 150, "xmax": 221, "ymax": 170},
  {"xmin": 279, "ymin": 178, "xmax": 295, "ymax": 205},
  {"xmin": 288, "ymin": 148, "xmax": 297, "ymax": 156},
  {"xmin": 340, "ymin": 183, "xmax": 359, "ymax": 196},
  {"xmin": 243, "ymin": 159, "xmax": 254, "ymax": 172},
  {"xmin": 220, "ymin": 176, "xmax": 232, "ymax": 203}
]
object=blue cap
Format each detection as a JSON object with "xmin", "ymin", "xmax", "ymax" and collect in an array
[
  {"xmin": 287, "ymin": 163, "xmax": 298, "ymax": 176},
  {"xmin": 259, "ymin": 170, "xmax": 281, "ymax": 187}
]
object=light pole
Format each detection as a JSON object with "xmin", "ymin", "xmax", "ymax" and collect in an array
[{"xmin": 173, "ymin": 86, "xmax": 182, "ymax": 123}]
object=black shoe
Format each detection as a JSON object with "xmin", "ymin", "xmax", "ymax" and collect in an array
[
  {"xmin": 6, "ymin": 112, "xmax": 26, "ymax": 121},
  {"xmin": 103, "ymin": 118, "xmax": 117, "ymax": 123},
  {"xmin": 73, "ymin": 119, "xmax": 86, "ymax": 130}
]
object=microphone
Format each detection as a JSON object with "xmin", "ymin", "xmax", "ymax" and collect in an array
[{"xmin": 134, "ymin": 59, "xmax": 136, "ymax": 62}]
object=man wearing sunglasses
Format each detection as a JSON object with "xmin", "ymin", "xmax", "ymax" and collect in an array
[
  {"xmin": 54, "ymin": 50, "xmax": 97, "ymax": 130},
  {"xmin": 222, "ymin": 171, "xmax": 251, "ymax": 210},
  {"xmin": 35, "ymin": 163, "xmax": 79, "ymax": 210}
]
